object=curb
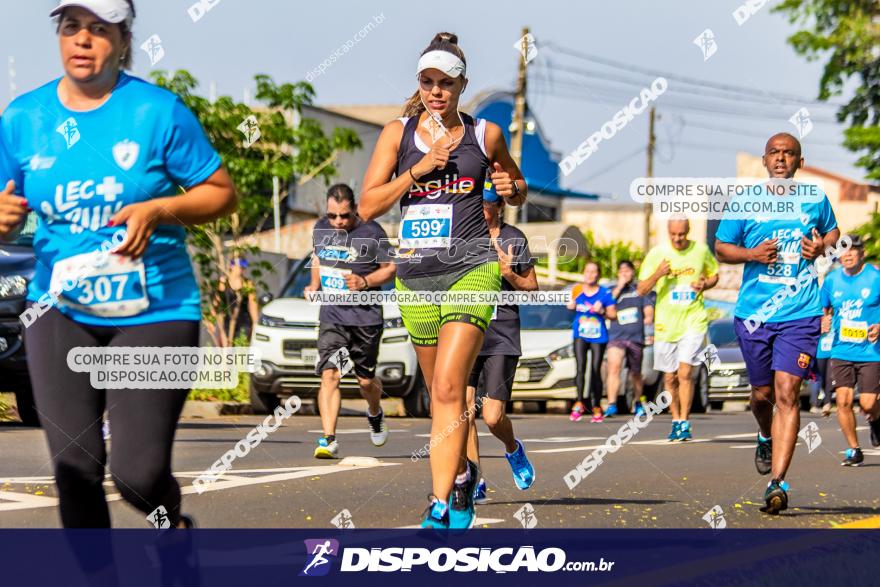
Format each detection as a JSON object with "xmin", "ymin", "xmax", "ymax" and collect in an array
[{"xmin": 181, "ymin": 400, "xmax": 252, "ymax": 418}]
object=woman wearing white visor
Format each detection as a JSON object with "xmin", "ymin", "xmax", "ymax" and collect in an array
[
  {"xmin": 0, "ymin": 0, "xmax": 236, "ymax": 529},
  {"xmin": 360, "ymin": 32, "xmax": 527, "ymax": 529}
]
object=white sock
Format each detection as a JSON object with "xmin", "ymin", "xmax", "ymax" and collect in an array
[{"xmin": 455, "ymin": 468, "xmax": 471, "ymax": 486}]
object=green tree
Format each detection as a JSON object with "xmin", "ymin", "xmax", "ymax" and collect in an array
[
  {"xmin": 151, "ymin": 70, "xmax": 361, "ymax": 346},
  {"xmin": 775, "ymin": 0, "xmax": 880, "ymax": 179},
  {"xmin": 852, "ymin": 211, "xmax": 880, "ymax": 264}
]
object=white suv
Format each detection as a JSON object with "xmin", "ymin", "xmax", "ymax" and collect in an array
[{"xmin": 249, "ymin": 258, "xmax": 429, "ymax": 416}]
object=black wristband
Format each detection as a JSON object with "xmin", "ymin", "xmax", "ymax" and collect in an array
[{"xmin": 408, "ymin": 167, "xmax": 418, "ymax": 182}]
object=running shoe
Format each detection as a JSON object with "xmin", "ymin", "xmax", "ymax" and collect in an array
[
  {"xmin": 821, "ymin": 403, "xmax": 832, "ymax": 418},
  {"xmin": 570, "ymin": 402, "xmax": 585, "ymax": 422},
  {"xmin": 473, "ymin": 479, "xmax": 488, "ymax": 505},
  {"xmin": 590, "ymin": 408, "xmax": 604, "ymax": 423},
  {"xmin": 760, "ymin": 479, "xmax": 789, "ymax": 515},
  {"xmin": 677, "ymin": 421, "xmax": 692, "ymax": 441},
  {"xmin": 809, "ymin": 406, "xmax": 822, "ymax": 415},
  {"xmin": 604, "ymin": 404, "xmax": 618, "ymax": 418},
  {"xmin": 842, "ymin": 447, "xmax": 864, "ymax": 467},
  {"xmin": 634, "ymin": 403, "xmax": 646, "ymax": 418},
  {"xmin": 755, "ymin": 434, "xmax": 772, "ymax": 475},
  {"xmin": 667, "ymin": 421, "xmax": 681, "ymax": 442},
  {"xmin": 448, "ymin": 459, "xmax": 479, "ymax": 530},
  {"xmin": 314, "ymin": 436, "xmax": 339, "ymax": 459},
  {"xmin": 868, "ymin": 416, "xmax": 880, "ymax": 448},
  {"xmin": 505, "ymin": 439, "xmax": 535, "ymax": 490},
  {"xmin": 367, "ymin": 409, "xmax": 388, "ymax": 447},
  {"xmin": 420, "ymin": 496, "xmax": 450, "ymax": 529}
]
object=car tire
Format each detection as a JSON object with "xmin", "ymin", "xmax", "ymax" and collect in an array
[
  {"xmin": 249, "ymin": 382, "xmax": 280, "ymax": 415},
  {"xmin": 403, "ymin": 370, "xmax": 430, "ymax": 418},
  {"xmin": 691, "ymin": 366, "xmax": 710, "ymax": 413},
  {"xmin": 13, "ymin": 385, "xmax": 40, "ymax": 427}
]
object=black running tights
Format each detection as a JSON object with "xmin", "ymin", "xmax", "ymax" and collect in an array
[{"xmin": 24, "ymin": 307, "xmax": 198, "ymax": 528}]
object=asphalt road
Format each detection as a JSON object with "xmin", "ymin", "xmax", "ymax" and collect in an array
[{"xmin": 2, "ymin": 409, "xmax": 879, "ymax": 529}]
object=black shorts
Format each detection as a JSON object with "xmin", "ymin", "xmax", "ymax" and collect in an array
[
  {"xmin": 316, "ymin": 322, "xmax": 382, "ymax": 379},
  {"xmin": 468, "ymin": 354, "xmax": 520, "ymax": 402},
  {"xmin": 829, "ymin": 359, "xmax": 880, "ymax": 394},
  {"xmin": 607, "ymin": 339, "xmax": 644, "ymax": 376}
]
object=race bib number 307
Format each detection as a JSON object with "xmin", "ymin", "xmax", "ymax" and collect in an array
[
  {"xmin": 399, "ymin": 204, "xmax": 453, "ymax": 249},
  {"xmin": 49, "ymin": 250, "xmax": 149, "ymax": 317}
]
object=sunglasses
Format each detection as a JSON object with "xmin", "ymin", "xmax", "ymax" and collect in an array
[
  {"xmin": 60, "ymin": 20, "xmax": 115, "ymax": 37},
  {"xmin": 327, "ymin": 212, "xmax": 352, "ymax": 220}
]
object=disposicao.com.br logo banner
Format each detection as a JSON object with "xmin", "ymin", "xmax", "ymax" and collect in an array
[{"xmin": 299, "ymin": 538, "xmax": 613, "ymax": 575}]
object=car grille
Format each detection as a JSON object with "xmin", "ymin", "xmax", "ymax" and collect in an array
[
  {"xmin": 283, "ymin": 339, "xmax": 317, "ymax": 359},
  {"xmin": 518, "ymin": 357, "xmax": 551, "ymax": 383},
  {"xmin": 709, "ymin": 368, "xmax": 749, "ymax": 388}
]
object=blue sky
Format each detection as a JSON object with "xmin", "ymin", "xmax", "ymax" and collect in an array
[{"xmin": 3, "ymin": 0, "xmax": 866, "ymax": 199}]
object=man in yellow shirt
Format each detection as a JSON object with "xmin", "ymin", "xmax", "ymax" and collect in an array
[{"xmin": 638, "ymin": 219, "xmax": 719, "ymax": 441}]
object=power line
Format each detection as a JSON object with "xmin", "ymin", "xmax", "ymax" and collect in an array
[{"xmin": 542, "ymin": 41, "xmax": 847, "ymax": 108}]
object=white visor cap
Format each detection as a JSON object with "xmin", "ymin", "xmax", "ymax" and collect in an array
[
  {"xmin": 50, "ymin": 0, "xmax": 133, "ymax": 27},
  {"xmin": 417, "ymin": 50, "xmax": 466, "ymax": 78}
]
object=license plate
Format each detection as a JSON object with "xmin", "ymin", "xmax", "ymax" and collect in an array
[
  {"xmin": 514, "ymin": 368, "xmax": 530, "ymax": 382},
  {"xmin": 301, "ymin": 348, "xmax": 318, "ymax": 364},
  {"xmin": 710, "ymin": 375, "xmax": 739, "ymax": 388}
]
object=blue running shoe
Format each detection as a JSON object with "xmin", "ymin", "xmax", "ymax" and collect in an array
[
  {"xmin": 420, "ymin": 496, "xmax": 450, "ymax": 529},
  {"xmin": 760, "ymin": 479, "xmax": 789, "ymax": 515},
  {"xmin": 677, "ymin": 421, "xmax": 692, "ymax": 442},
  {"xmin": 667, "ymin": 421, "xmax": 681, "ymax": 442},
  {"xmin": 634, "ymin": 404, "xmax": 646, "ymax": 417},
  {"xmin": 448, "ymin": 460, "xmax": 479, "ymax": 530},
  {"xmin": 473, "ymin": 479, "xmax": 488, "ymax": 504},
  {"xmin": 603, "ymin": 404, "xmax": 618, "ymax": 418},
  {"xmin": 505, "ymin": 439, "xmax": 535, "ymax": 490}
]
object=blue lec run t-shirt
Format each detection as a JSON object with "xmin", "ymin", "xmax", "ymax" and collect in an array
[
  {"xmin": 0, "ymin": 73, "xmax": 221, "ymax": 326},
  {"xmin": 571, "ymin": 284, "xmax": 616, "ymax": 343},
  {"xmin": 820, "ymin": 265, "xmax": 880, "ymax": 362},
  {"xmin": 716, "ymin": 185, "xmax": 837, "ymax": 324}
]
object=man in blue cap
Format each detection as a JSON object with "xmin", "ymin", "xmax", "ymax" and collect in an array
[{"xmin": 465, "ymin": 184, "xmax": 538, "ymax": 503}]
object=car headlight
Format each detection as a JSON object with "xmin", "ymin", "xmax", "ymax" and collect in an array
[
  {"xmin": 548, "ymin": 343, "xmax": 574, "ymax": 362},
  {"xmin": 258, "ymin": 313, "xmax": 283, "ymax": 327},
  {"xmin": 383, "ymin": 317, "xmax": 404, "ymax": 329},
  {"xmin": 0, "ymin": 275, "xmax": 27, "ymax": 299}
]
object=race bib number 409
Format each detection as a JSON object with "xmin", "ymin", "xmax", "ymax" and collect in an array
[
  {"xmin": 49, "ymin": 250, "xmax": 149, "ymax": 317},
  {"xmin": 319, "ymin": 266, "xmax": 351, "ymax": 292},
  {"xmin": 399, "ymin": 204, "xmax": 453, "ymax": 249}
]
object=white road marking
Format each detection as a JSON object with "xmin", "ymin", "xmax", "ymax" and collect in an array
[
  {"xmin": 521, "ymin": 436, "xmax": 604, "ymax": 443},
  {"xmin": 714, "ymin": 433, "xmax": 760, "ymax": 440},
  {"xmin": 0, "ymin": 491, "xmax": 59, "ymax": 511},
  {"xmin": 0, "ymin": 461, "xmax": 398, "ymax": 511},
  {"xmin": 414, "ymin": 432, "xmax": 492, "ymax": 438},
  {"xmin": 532, "ymin": 438, "xmax": 709, "ymax": 453}
]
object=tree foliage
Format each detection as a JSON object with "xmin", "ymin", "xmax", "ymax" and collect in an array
[
  {"xmin": 151, "ymin": 70, "xmax": 361, "ymax": 346},
  {"xmin": 775, "ymin": 0, "xmax": 880, "ymax": 179}
]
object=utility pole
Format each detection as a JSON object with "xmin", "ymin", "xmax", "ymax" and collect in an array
[
  {"xmin": 644, "ymin": 106, "xmax": 656, "ymax": 251},
  {"xmin": 507, "ymin": 26, "xmax": 529, "ymax": 225}
]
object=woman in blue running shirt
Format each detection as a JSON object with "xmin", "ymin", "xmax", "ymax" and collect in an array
[
  {"xmin": 0, "ymin": 0, "xmax": 236, "ymax": 529},
  {"xmin": 567, "ymin": 261, "xmax": 617, "ymax": 423}
]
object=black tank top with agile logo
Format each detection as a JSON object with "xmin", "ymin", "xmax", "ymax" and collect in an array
[{"xmin": 394, "ymin": 113, "xmax": 496, "ymax": 280}]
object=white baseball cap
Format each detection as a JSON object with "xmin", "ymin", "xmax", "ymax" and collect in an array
[
  {"xmin": 50, "ymin": 0, "xmax": 133, "ymax": 26},
  {"xmin": 417, "ymin": 50, "xmax": 466, "ymax": 78}
]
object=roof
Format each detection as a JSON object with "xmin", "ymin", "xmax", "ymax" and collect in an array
[{"xmin": 321, "ymin": 104, "xmax": 402, "ymax": 127}]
